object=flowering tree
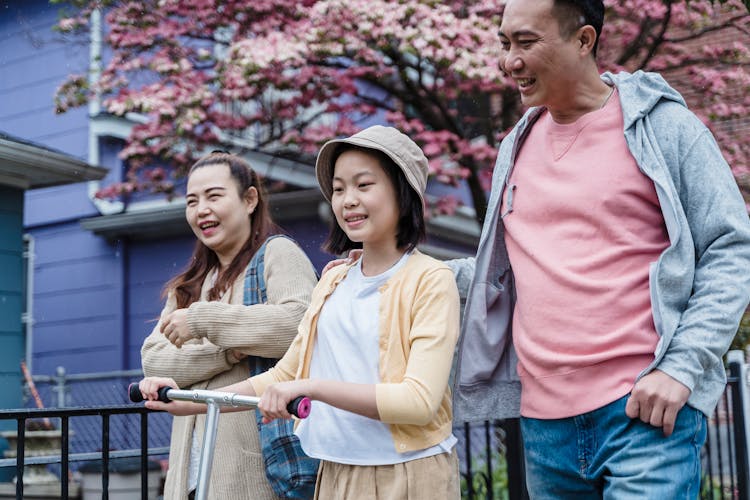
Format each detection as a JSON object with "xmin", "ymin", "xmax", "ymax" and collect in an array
[{"xmin": 54, "ymin": 0, "xmax": 750, "ymax": 221}]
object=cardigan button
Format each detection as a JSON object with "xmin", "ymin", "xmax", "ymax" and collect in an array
[{"xmin": 399, "ymin": 443, "xmax": 406, "ymax": 450}]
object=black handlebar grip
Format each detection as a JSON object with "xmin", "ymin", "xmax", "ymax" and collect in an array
[
  {"xmin": 154, "ymin": 387, "xmax": 171, "ymax": 403},
  {"xmin": 128, "ymin": 383, "xmax": 171, "ymax": 403},
  {"xmin": 287, "ymin": 396, "xmax": 311, "ymax": 419},
  {"xmin": 128, "ymin": 383, "xmax": 143, "ymax": 402}
]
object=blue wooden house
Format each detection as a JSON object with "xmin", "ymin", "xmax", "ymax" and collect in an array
[
  {"xmin": 0, "ymin": 133, "xmax": 107, "ymax": 412},
  {"xmin": 0, "ymin": 0, "xmax": 480, "ymax": 412}
]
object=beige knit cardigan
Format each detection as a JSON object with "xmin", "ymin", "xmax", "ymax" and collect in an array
[{"xmin": 141, "ymin": 237, "xmax": 318, "ymax": 500}]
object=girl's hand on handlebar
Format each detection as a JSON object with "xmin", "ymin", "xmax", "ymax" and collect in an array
[{"xmin": 259, "ymin": 380, "xmax": 312, "ymax": 423}]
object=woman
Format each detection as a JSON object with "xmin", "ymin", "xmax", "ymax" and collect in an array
[{"xmin": 141, "ymin": 151, "xmax": 318, "ymax": 499}]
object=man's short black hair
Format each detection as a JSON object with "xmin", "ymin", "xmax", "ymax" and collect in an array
[
  {"xmin": 552, "ymin": 0, "xmax": 605, "ymax": 56},
  {"xmin": 323, "ymin": 144, "xmax": 426, "ymax": 256}
]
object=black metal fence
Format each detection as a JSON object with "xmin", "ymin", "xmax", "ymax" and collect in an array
[
  {"xmin": 455, "ymin": 360, "xmax": 750, "ymax": 500},
  {"xmin": 21, "ymin": 368, "xmax": 172, "ymax": 459},
  {"xmin": 456, "ymin": 418, "xmax": 528, "ymax": 499},
  {"xmin": 1, "ymin": 356, "xmax": 748, "ymax": 499},
  {"xmin": 700, "ymin": 358, "xmax": 749, "ymax": 500},
  {"xmin": 0, "ymin": 406, "xmax": 161, "ymax": 499}
]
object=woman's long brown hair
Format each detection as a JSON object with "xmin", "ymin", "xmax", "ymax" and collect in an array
[{"xmin": 164, "ymin": 152, "xmax": 279, "ymax": 309}]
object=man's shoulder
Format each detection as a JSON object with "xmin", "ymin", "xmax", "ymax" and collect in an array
[
  {"xmin": 645, "ymin": 99, "xmax": 707, "ymax": 147},
  {"xmin": 607, "ymin": 71, "xmax": 705, "ymax": 139}
]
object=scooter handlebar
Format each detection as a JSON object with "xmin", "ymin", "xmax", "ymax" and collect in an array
[{"xmin": 128, "ymin": 383, "xmax": 311, "ymax": 418}]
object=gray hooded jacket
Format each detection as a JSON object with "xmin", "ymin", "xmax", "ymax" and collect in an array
[{"xmin": 450, "ymin": 70, "xmax": 750, "ymax": 422}]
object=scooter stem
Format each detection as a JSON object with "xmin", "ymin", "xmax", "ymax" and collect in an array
[{"xmin": 195, "ymin": 399, "xmax": 221, "ymax": 500}]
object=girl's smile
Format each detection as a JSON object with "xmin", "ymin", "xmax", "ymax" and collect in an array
[{"xmin": 343, "ymin": 212, "xmax": 368, "ymax": 229}]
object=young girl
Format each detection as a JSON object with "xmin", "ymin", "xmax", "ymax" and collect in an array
[
  {"xmin": 139, "ymin": 127, "xmax": 461, "ymax": 499},
  {"xmin": 141, "ymin": 151, "xmax": 318, "ymax": 500}
]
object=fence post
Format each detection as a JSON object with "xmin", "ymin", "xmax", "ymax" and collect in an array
[
  {"xmin": 727, "ymin": 350, "xmax": 750, "ymax": 497},
  {"xmin": 504, "ymin": 418, "xmax": 528, "ymax": 500},
  {"xmin": 53, "ymin": 366, "xmax": 67, "ymax": 408}
]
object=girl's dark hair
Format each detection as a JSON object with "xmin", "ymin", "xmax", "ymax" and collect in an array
[
  {"xmin": 323, "ymin": 145, "xmax": 426, "ymax": 255},
  {"xmin": 164, "ymin": 152, "xmax": 279, "ymax": 308}
]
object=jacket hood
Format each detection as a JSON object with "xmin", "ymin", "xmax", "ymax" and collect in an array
[{"xmin": 602, "ymin": 70, "xmax": 687, "ymax": 130}]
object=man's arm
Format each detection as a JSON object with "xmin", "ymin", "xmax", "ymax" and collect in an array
[
  {"xmin": 628, "ymin": 119, "xmax": 750, "ymax": 435},
  {"xmin": 445, "ymin": 257, "xmax": 476, "ymax": 302}
]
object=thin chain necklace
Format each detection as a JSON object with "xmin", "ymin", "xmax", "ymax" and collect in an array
[{"xmin": 600, "ymin": 85, "xmax": 615, "ymax": 110}]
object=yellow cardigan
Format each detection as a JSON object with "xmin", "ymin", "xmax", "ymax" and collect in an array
[{"xmin": 250, "ymin": 250, "xmax": 460, "ymax": 453}]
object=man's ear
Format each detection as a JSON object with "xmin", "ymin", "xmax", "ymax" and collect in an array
[{"xmin": 577, "ymin": 25, "xmax": 597, "ymax": 56}]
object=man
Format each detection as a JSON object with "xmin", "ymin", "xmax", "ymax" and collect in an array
[{"xmin": 449, "ymin": 0, "xmax": 750, "ymax": 497}]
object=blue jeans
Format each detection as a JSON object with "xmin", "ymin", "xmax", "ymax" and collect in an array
[{"xmin": 521, "ymin": 394, "xmax": 707, "ymax": 499}]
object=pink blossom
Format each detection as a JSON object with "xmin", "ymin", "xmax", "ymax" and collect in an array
[{"xmin": 54, "ymin": 0, "xmax": 750, "ymax": 217}]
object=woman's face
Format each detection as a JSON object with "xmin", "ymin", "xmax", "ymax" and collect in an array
[{"xmin": 185, "ymin": 163, "xmax": 257, "ymax": 268}]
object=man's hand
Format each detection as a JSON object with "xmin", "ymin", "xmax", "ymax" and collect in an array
[
  {"xmin": 321, "ymin": 249, "xmax": 362, "ymax": 276},
  {"xmin": 160, "ymin": 308, "xmax": 193, "ymax": 347},
  {"xmin": 625, "ymin": 369, "xmax": 690, "ymax": 437}
]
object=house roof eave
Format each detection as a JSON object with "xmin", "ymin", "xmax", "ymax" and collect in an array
[{"xmin": 0, "ymin": 133, "xmax": 107, "ymax": 189}]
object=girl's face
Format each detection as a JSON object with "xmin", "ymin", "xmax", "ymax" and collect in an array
[
  {"xmin": 331, "ymin": 149, "xmax": 400, "ymax": 252},
  {"xmin": 185, "ymin": 163, "xmax": 258, "ymax": 267}
]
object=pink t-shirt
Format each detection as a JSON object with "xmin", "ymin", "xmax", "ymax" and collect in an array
[{"xmin": 502, "ymin": 89, "xmax": 670, "ymax": 418}]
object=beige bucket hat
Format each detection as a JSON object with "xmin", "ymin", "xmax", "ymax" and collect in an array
[{"xmin": 315, "ymin": 125, "xmax": 428, "ymax": 205}]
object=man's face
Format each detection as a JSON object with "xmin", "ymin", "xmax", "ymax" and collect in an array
[{"xmin": 498, "ymin": 0, "xmax": 582, "ymax": 110}]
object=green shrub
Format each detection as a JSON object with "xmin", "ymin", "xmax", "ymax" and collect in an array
[
  {"xmin": 730, "ymin": 311, "xmax": 750, "ymax": 353},
  {"xmin": 460, "ymin": 450, "xmax": 509, "ymax": 500}
]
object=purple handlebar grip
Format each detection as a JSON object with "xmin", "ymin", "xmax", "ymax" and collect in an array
[{"xmin": 288, "ymin": 396, "xmax": 311, "ymax": 419}]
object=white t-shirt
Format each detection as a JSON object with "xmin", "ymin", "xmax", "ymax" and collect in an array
[{"xmin": 295, "ymin": 252, "xmax": 456, "ymax": 465}]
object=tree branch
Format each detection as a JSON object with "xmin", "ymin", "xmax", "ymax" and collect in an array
[
  {"xmin": 664, "ymin": 14, "xmax": 750, "ymax": 42},
  {"xmin": 637, "ymin": 0, "xmax": 672, "ymax": 69}
]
